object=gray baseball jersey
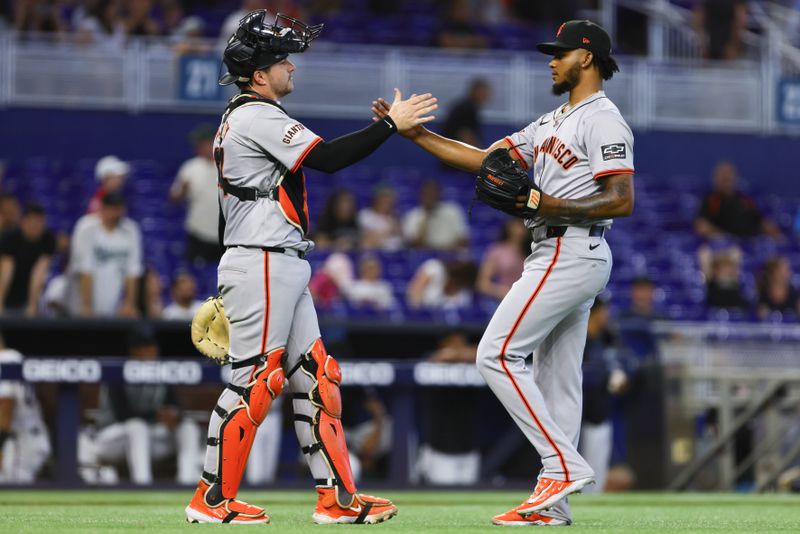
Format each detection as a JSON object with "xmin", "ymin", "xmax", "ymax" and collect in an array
[
  {"xmin": 476, "ymin": 90, "xmax": 633, "ymax": 524},
  {"xmin": 215, "ymin": 95, "xmax": 322, "ymax": 253},
  {"xmin": 505, "ymin": 90, "xmax": 634, "ymax": 228}
]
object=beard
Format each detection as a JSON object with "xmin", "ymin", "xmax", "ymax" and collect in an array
[{"xmin": 551, "ymin": 62, "xmax": 581, "ymax": 96}]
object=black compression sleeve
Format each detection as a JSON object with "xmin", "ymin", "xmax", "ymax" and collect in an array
[{"xmin": 302, "ymin": 116, "xmax": 396, "ymax": 173}]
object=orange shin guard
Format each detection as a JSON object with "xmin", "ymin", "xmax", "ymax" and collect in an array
[
  {"xmin": 211, "ymin": 348, "xmax": 285, "ymax": 503},
  {"xmin": 298, "ymin": 339, "xmax": 357, "ymax": 508}
]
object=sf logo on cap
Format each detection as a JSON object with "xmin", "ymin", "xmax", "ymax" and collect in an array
[{"xmin": 556, "ymin": 23, "xmax": 565, "ymax": 37}]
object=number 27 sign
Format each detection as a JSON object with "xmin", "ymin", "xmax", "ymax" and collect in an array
[{"xmin": 179, "ymin": 55, "xmax": 223, "ymax": 102}]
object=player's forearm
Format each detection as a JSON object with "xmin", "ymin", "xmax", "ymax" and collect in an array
[
  {"xmin": 303, "ymin": 117, "xmax": 396, "ymax": 173},
  {"xmin": 27, "ymin": 256, "xmax": 50, "ymax": 313},
  {"xmin": 0, "ymin": 257, "xmax": 13, "ymax": 309},
  {"xmin": 123, "ymin": 277, "xmax": 139, "ymax": 309},
  {"xmin": 412, "ymin": 128, "xmax": 487, "ymax": 173},
  {"xmin": 538, "ymin": 175, "xmax": 634, "ymax": 219},
  {"xmin": 79, "ymin": 273, "xmax": 93, "ymax": 315},
  {"xmin": 0, "ymin": 398, "xmax": 13, "ymax": 432}
]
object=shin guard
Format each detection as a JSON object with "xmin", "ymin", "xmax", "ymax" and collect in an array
[
  {"xmin": 297, "ymin": 339, "xmax": 357, "ymax": 508},
  {"xmin": 204, "ymin": 348, "xmax": 285, "ymax": 504}
]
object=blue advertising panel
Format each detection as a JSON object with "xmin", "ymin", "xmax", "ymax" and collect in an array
[
  {"xmin": 178, "ymin": 55, "xmax": 223, "ymax": 102},
  {"xmin": 777, "ymin": 79, "xmax": 800, "ymax": 124}
]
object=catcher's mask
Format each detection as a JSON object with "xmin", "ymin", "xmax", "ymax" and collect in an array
[{"xmin": 219, "ymin": 10, "xmax": 323, "ymax": 86}]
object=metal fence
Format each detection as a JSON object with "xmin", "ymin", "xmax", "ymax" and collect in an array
[{"xmin": 0, "ymin": 32, "xmax": 797, "ymax": 135}]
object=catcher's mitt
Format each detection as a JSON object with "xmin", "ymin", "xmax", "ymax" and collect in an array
[
  {"xmin": 191, "ymin": 296, "xmax": 230, "ymax": 365},
  {"xmin": 476, "ymin": 147, "xmax": 541, "ymax": 218}
]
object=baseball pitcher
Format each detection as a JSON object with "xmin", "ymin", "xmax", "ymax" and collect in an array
[
  {"xmin": 185, "ymin": 10, "xmax": 436, "ymax": 525},
  {"xmin": 374, "ymin": 20, "xmax": 634, "ymax": 527}
]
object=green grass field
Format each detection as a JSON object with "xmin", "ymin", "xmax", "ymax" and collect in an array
[{"xmin": 0, "ymin": 490, "xmax": 798, "ymax": 533}]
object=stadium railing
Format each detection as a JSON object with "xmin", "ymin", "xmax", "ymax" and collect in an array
[{"xmin": 0, "ymin": 31, "xmax": 798, "ymax": 135}]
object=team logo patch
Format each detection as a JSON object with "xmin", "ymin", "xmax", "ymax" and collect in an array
[
  {"xmin": 282, "ymin": 123, "xmax": 305, "ymax": 144},
  {"xmin": 601, "ymin": 143, "xmax": 626, "ymax": 160}
]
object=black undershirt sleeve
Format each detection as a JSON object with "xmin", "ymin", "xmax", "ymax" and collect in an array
[{"xmin": 302, "ymin": 116, "xmax": 397, "ymax": 173}]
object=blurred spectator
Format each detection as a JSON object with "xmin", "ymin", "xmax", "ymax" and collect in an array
[
  {"xmin": 136, "ymin": 267, "xmax": 164, "ymax": 319},
  {"xmin": 695, "ymin": 161, "xmax": 782, "ymax": 239},
  {"xmin": 219, "ymin": 0, "xmax": 273, "ymax": 42},
  {"xmin": 162, "ymin": 1, "xmax": 208, "ymax": 54},
  {"xmin": 703, "ymin": 247, "xmax": 750, "ymax": 310},
  {"xmin": 440, "ymin": 78, "xmax": 491, "ymax": 148},
  {"xmin": 67, "ymin": 192, "xmax": 143, "ymax": 317},
  {"xmin": 0, "ymin": 203, "xmax": 56, "ymax": 316},
  {"xmin": 78, "ymin": 325, "xmax": 202, "ymax": 484},
  {"xmin": 476, "ymin": 218, "xmax": 529, "ymax": 301},
  {"xmin": 510, "ymin": 0, "xmax": 579, "ymax": 24},
  {"xmin": 342, "ymin": 387, "xmax": 391, "ymax": 481},
  {"xmin": 343, "ymin": 255, "xmax": 396, "ymax": 312},
  {"xmin": 579, "ymin": 299, "xmax": 629, "ymax": 494},
  {"xmin": 693, "ymin": 0, "xmax": 748, "ymax": 60},
  {"xmin": 309, "ymin": 252, "xmax": 353, "ymax": 309},
  {"xmin": 365, "ymin": 0, "xmax": 394, "ymax": 16},
  {"xmin": 618, "ymin": 276, "xmax": 663, "ymax": 361},
  {"xmin": 170, "ymin": 124, "xmax": 222, "ymax": 266},
  {"xmin": 0, "ymin": 192, "xmax": 21, "ymax": 233},
  {"xmin": 0, "ymin": 1, "xmax": 10, "ymax": 29},
  {"xmin": 402, "ymin": 180, "xmax": 469, "ymax": 250},
  {"xmin": 357, "ymin": 184, "xmax": 402, "ymax": 251},
  {"xmin": 0, "ymin": 335, "xmax": 51, "ymax": 483},
  {"xmin": 436, "ymin": 0, "xmax": 488, "ymax": 49},
  {"xmin": 14, "ymin": 0, "xmax": 64, "ymax": 33},
  {"xmin": 756, "ymin": 256, "xmax": 800, "ymax": 320},
  {"xmin": 407, "ymin": 257, "xmax": 477, "ymax": 310},
  {"xmin": 74, "ymin": 0, "xmax": 127, "ymax": 49},
  {"xmin": 88, "ymin": 155, "xmax": 130, "ymax": 214},
  {"xmin": 163, "ymin": 271, "xmax": 203, "ymax": 320},
  {"xmin": 417, "ymin": 331, "xmax": 480, "ymax": 485},
  {"xmin": 314, "ymin": 189, "xmax": 359, "ymax": 251},
  {"xmin": 124, "ymin": 0, "xmax": 161, "ymax": 36}
]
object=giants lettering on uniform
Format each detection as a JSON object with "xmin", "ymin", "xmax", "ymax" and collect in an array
[
  {"xmin": 282, "ymin": 123, "xmax": 305, "ymax": 144},
  {"xmin": 533, "ymin": 136, "xmax": 579, "ymax": 170}
]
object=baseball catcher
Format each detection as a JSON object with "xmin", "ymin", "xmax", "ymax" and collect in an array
[{"xmin": 185, "ymin": 9, "xmax": 436, "ymax": 525}]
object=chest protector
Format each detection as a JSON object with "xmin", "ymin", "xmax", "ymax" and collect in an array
[{"xmin": 216, "ymin": 92, "xmax": 310, "ymax": 235}]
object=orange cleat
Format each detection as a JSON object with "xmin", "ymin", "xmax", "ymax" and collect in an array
[
  {"xmin": 185, "ymin": 480, "xmax": 269, "ymax": 524},
  {"xmin": 492, "ymin": 506, "xmax": 568, "ymax": 526},
  {"xmin": 515, "ymin": 476, "xmax": 594, "ymax": 515},
  {"xmin": 312, "ymin": 487, "xmax": 398, "ymax": 525}
]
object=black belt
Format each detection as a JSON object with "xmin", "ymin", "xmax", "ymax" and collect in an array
[
  {"xmin": 227, "ymin": 245, "xmax": 306, "ymax": 259},
  {"xmin": 546, "ymin": 224, "xmax": 605, "ymax": 238}
]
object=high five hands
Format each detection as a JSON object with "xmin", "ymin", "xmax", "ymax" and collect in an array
[{"xmin": 374, "ymin": 89, "xmax": 435, "ymax": 136}]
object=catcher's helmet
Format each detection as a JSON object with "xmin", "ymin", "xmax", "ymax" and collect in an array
[{"xmin": 219, "ymin": 10, "xmax": 323, "ymax": 86}]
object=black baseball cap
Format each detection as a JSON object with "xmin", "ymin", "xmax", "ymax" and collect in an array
[{"xmin": 537, "ymin": 20, "xmax": 612, "ymax": 59}]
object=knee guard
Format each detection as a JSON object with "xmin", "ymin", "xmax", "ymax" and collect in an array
[
  {"xmin": 295, "ymin": 338, "xmax": 357, "ymax": 508},
  {"xmin": 203, "ymin": 348, "xmax": 285, "ymax": 505}
]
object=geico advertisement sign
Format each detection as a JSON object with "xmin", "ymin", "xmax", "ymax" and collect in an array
[
  {"xmin": 23, "ymin": 359, "xmax": 102, "ymax": 382},
  {"xmin": 338, "ymin": 362, "xmax": 395, "ymax": 386},
  {"xmin": 413, "ymin": 362, "xmax": 485, "ymax": 386},
  {"xmin": 124, "ymin": 360, "xmax": 203, "ymax": 384}
]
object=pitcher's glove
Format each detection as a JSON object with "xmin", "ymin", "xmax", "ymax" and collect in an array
[
  {"xmin": 191, "ymin": 296, "xmax": 230, "ymax": 365},
  {"xmin": 476, "ymin": 147, "xmax": 541, "ymax": 218}
]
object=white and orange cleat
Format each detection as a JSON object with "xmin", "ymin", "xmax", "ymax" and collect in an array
[
  {"xmin": 515, "ymin": 476, "xmax": 594, "ymax": 515},
  {"xmin": 492, "ymin": 505, "xmax": 569, "ymax": 526},
  {"xmin": 185, "ymin": 480, "xmax": 270, "ymax": 524},
  {"xmin": 312, "ymin": 488, "xmax": 398, "ymax": 525}
]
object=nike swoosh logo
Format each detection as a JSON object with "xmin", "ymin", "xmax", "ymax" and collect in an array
[
  {"xmin": 540, "ymin": 120, "xmax": 551, "ymax": 125},
  {"xmin": 589, "ymin": 244, "xmax": 600, "ymax": 251}
]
